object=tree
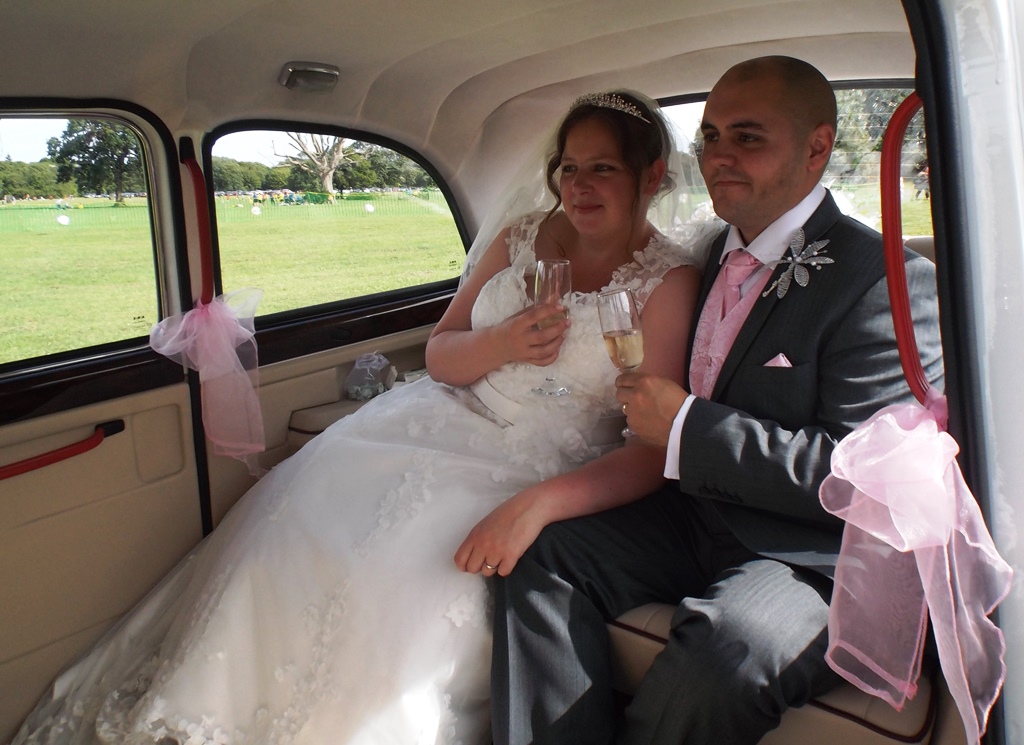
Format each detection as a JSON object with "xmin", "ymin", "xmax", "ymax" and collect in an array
[
  {"xmin": 262, "ymin": 167, "xmax": 289, "ymax": 191},
  {"xmin": 828, "ymin": 89, "xmax": 926, "ymax": 185},
  {"xmin": 279, "ymin": 133, "xmax": 350, "ymax": 195},
  {"xmin": 212, "ymin": 158, "xmax": 271, "ymax": 193},
  {"xmin": 286, "ymin": 164, "xmax": 320, "ymax": 193},
  {"xmin": 212, "ymin": 157, "xmax": 246, "ymax": 192},
  {"xmin": 237, "ymin": 161, "xmax": 269, "ymax": 191},
  {"xmin": 0, "ymin": 158, "xmax": 62, "ymax": 198},
  {"xmin": 47, "ymin": 119, "xmax": 144, "ymax": 202},
  {"xmin": 336, "ymin": 152, "xmax": 379, "ymax": 190},
  {"xmin": 681, "ymin": 88, "xmax": 924, "ymax": 187},
  {"xmin": 361, "ymin": 143, "xmax": 431, "ymax": 187},
  {"xmin": 333, "ymin": 142, "xmax": 436, "ymax": 190}
]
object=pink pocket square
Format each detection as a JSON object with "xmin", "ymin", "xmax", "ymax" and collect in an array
[{"xmin": 764, "ymin": 353, "xmax": 793, "ymax": 368}]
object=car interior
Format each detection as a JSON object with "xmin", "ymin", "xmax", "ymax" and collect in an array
[{"xmin": 0, "ymin": 0, "xmax": 1016, "ymax": 743}]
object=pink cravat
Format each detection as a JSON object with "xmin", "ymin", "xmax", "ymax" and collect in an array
[
  {"xmin": 689, "ymin": 249, "xmax": 768, "ymax": 398},
  {"xmin": 721, "ymin": 249, "xmax": 761, "ymax": 315}
]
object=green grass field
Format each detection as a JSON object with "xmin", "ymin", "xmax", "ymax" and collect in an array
[
  {"xmin": 0, "ymin": 192, "xmax": 465, "ymax": 364},
  {"xmin": 215, "ymin": 190, "xmax": 464, "ymax": 314},
  {"xmin": 0, "ymin": 188, "xmax": 934, "ymax": 365},
  {"xmin": 0, "ymin": 198, "xmax": 160, "ymax": 364}
]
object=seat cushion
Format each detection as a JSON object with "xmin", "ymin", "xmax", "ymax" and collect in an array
[{"xmin": 608, "ymin": 603, "xmax": 936, "ymax": 745}]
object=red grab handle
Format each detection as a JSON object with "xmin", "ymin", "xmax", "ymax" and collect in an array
[
  {"xmin": 182, "ymin": 154, "xmax": 216, "ymax": 306},
  {"xmin": 879, "ymin": 91, "xmax": 931, "ymax": 405},
  {"xmin": 0, "ymin": 420, "xmax": 125, "ymax": 481}
]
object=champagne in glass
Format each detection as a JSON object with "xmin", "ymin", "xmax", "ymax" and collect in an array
[
  {"xmin": 532, "ymin": 259, "xmax": 571, "ymax": 396},
  {"xmin": 599, "ymin": 289, "xmax": 644, "ymax": 371},
  {"xmin": 598, "ymin": 288, "xmax": 643, "ymax": 435},
  {"xmin": 603, "ymin": 328, "xmax": 644, "ymax": 372}
]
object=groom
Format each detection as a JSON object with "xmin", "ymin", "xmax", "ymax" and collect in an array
[{"xmin": 490, "ymin": 56, "xmax": 944, "ymax": 744}]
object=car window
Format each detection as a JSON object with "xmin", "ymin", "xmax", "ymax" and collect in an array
[
  {"xmin": 211, "ymin": 130, "xmax": 465, "ymax": 318},
  {"xmin": 0, "ymin": 116, "xmax": 157, "ymax": 367},
  {"xmin": 662, "ymin": 86, "xmax": 931, "ymax": 237},
  {"xmin": 828, "ymin": 87, "xmax": 930, "ymax": 237}
]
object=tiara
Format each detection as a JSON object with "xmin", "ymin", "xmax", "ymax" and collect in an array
[{"xmin": 570, "ymin": 92, "xmax": 651, "ymax": 124}]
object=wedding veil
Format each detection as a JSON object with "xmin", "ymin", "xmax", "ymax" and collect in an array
[{"xmin": 460, "ymin": 90, "xmax": 722, "ymax": 283}]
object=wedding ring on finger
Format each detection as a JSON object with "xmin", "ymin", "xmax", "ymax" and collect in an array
[{"xmin": 484, "ymin": 562, "xmax": 497, "ymax": 570}]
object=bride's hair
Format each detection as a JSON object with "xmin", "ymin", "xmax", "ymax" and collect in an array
[
  {"xmin": 460, "ymin": 88, "xmax": 718, "ymax": 285},
  {"xmin": 543, "ymin": 90, "xmax": 675, "ymax": 219}
]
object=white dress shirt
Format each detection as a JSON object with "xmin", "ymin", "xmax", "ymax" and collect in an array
[{"xmin": 663, "ymin": 184, "xmax": 827, "ymax": 479}]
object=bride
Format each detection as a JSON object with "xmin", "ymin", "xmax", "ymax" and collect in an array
[{"xmin": 12, "ymin": 91, "xmax": 709, "ymax": 745}]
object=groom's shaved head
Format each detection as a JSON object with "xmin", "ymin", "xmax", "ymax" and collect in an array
[{"xmin": 722, "ymin": 56, "xmax": 837, "ymax": 138}]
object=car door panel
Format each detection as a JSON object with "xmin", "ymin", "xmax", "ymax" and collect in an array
[
  {"xmin": 0, "ymin": 382, "xmax": 201, "ymax": 742},
  {"xmin": 205, "ymin": 324, "xmax": 435, "ymax": 526}
]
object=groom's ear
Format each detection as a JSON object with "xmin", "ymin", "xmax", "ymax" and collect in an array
[
  {"xmin": 643, "ymin": 158, "xmax": 668, "ymax": 196},
  {"xmin": 807, "ymin": 124, "xmax": 835, "ymax": 173}
]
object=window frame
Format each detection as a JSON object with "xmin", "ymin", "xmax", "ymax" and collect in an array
[
  {"xmin": 203, "ymin": 120, "xmax": 470, "ymax": 363},
  {"xmin": 0, "ymin": 99, "xmax": 189, "ymax": 425}
]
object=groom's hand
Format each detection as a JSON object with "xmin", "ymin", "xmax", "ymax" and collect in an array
[{"xmin": 616, "ymin": 373, "xmax": 688, "ymax": 448}]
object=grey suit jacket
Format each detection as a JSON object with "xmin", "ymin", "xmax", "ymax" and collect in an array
[{"xmin": 678, "ymin": 190, "xmax": 944, "ymax": 577}]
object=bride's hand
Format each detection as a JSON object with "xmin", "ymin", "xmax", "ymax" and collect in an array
[
  {"xmin": 497, "ymin": 304, "xmax": 570, "ymax": 367},
  {"xmin": 454, "ymin": 490, "xmax": 547, "ymax": 577}
]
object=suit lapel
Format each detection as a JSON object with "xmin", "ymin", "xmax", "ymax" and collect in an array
[
  {"xmin": 698, "ymin": 236, "xmax": 727, "ymax": 306},
  {"xmin": 709, "ymin": 192, "xmax": 843, "ymax": 401}
]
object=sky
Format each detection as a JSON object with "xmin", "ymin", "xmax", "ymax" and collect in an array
[
  {"xmin": 0, "ymin": 118, "xmax": 69, "ymax": 162},
  {"xmin": 212, "ymin": 130, "xmax": 295, "ymax": 165},
  {"xmin": 1, "ymin": 103, "xmax": 704, "ymax": 165},
  {"xmin": 0, "ymin": 118, "xmax": 296, "ymax": 165}
]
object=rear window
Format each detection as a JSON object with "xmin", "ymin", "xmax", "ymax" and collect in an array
[{"xmin": 662, "ymin": 86, "xmax": 931, "ymax": 237}]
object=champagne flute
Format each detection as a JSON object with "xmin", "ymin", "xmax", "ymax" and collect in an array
[
  {"xmin": 532, "ymin": 259, "xmax": 572, "ymax": 396},
  {"xmin": 598, "ymin": 288, "xmax": 643, "ymax": 436}
]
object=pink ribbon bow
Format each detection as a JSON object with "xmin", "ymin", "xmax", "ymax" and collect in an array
[
  {"xmin": 150, "ymin": 289, "xmax": 266, "ymax": 470},
  {"xmin": 819, "ymin": 391, "xmax": 1011, "ymax": 744}
]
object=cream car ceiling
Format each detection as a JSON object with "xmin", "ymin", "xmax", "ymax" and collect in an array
[{"xmin": 0, "ymin": 0, "xmax": 914, "ymax": 235}]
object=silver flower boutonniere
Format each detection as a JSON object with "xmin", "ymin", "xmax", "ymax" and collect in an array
[{"xmin": 762, "ymin": 228, "xmax": 834, "ymax": 299}]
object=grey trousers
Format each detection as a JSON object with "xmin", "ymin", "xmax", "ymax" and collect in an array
[{"xmin": 491, "ymin": 488, "xmax": 841, "ymax": 745}]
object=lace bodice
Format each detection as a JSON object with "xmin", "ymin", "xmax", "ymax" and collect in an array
[{"xmin": 470, "ymin": 211, "xmax": 698, "ymax": 434}]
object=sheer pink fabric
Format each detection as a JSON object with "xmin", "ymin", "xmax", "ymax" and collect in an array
[
  {"xmin": 149, "ymin": 289, "xmax": 265, "ymax": 467},
  {"xmin": 819, "ymin": 390, "xmax": 1012, "ymax": 744}
]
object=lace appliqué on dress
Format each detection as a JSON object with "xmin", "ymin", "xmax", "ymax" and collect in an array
[
  {"xmin": 444, "ymin": 593, "xmax": 487, "ymax": 629},
  {"xmin": 136, "ymin": 581, "xmax": 350, "ymax": 745},
  {"xmin": 355, "ymin": 453, "xmax": 435, "ymax": 557},
  {"xmin": 505, "ymin": 212, "xmax": 700, "ymax": 313},
  {"xmin": 609, "ymin": 234, "xmax": 696, "ymax": 312}
]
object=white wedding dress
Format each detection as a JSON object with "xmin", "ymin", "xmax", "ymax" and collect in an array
[{"xmin": 12, "ymin": 213, "xmax": 697, "ymax": 745}]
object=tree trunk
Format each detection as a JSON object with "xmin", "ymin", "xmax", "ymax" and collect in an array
[{"xmin": 320, "ymin": 170, "xmax": 335, "ymax": 196}]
